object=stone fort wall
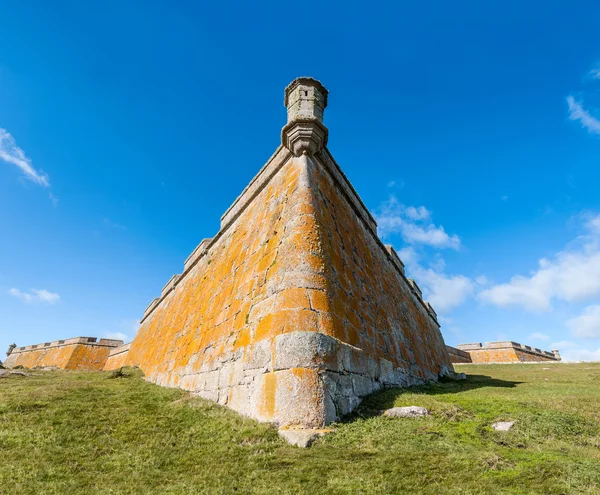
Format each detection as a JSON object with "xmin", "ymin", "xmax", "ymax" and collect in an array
[
  {"xmin": 9, "ymin": 78, "xmax": 453, "ymax": 429},
  {"xmin": 104, "ymin": 343, "xmax": 131, "ymax": 370},
  {"xmin": 446, "ymin": 345, "xmax": 472, "ymax": 364},
  {"xmin": 456, "ymin": 342, "xmax": 560, "ymax": 364},
  {"xmin": 4, "ymin": 337, "xmax": 123, "ymax": 370},
  {"xmin": 114, "ymin": 146, "xmax": 452, "ymax": 427}
]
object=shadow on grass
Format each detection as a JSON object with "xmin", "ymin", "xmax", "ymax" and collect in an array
[{"xmin": 343, "ymin": 374, "xmax": 523, "ymax": 422}]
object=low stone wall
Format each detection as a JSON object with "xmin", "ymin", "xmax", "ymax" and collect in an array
[
  {"xmin": 4, "ymin": 337, "xmax": 123, "ymax": 370},
  {"xmin": 104, "ymin": 343, "xmax": 131, "ymax": 370},
  {"xmin": 446, "ymin": 345, "xmax": 472, "ymax": 364},
  {"xmin": 456, "ymin": 342, "xmax": 560, "ymax": 364}
]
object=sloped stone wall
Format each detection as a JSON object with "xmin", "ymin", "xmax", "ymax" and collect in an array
[
  {"xmin": 447, "ymin": 345, "xmax": 472, "ymax": 364},
  {"xmin": 104, "ymin": 343, "xmax": 131, "ymax": 370},
  {"xmin": 307, "ymin": 152, "xmax": 453, "ymax": 416},
  {"xmin": 4, "ymin": 338, "xmax": 122, "ymax": 370},
  {"xmin": 122, "ymin": 151, "xmax": 340, "ymax": 427},
  {"xmin": 120, "ymin": 147, "xmax": 453, "ymax": 427},
  {"xmin": 458, "ymin": 342, "xmax": 560, "ymax": 363}
]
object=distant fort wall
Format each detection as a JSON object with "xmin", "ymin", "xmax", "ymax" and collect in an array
[
  {"xmin": 104, "ymin": 343, "xmax": 132, "ymax": 370},
  {"xmin": 446, "ymin": 345, "xmax": 472, "ymax": 364},
  {"xmin": 4, "ymin": 337, "xmax": 123, "ymax": 370},
  {"xmin": 454, "ymin": 342, "xmax": 560, "ymax": 364}
]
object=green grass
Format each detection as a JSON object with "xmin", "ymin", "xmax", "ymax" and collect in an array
[{"xmin": 1, "ymin": 363, "xmax": 599, "ymax": 494}]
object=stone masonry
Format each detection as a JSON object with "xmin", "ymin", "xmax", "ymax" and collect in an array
[
  {"xmin": 453, "ymin": 342, "xmax": 561, "ymax": 364},
  {"xmin": 107, "ymin": 77, "xmax": 454, "ymax": 428},
  {"xmin": 4, "ymin": 337, "xmax": 124, "ymax": 370}
]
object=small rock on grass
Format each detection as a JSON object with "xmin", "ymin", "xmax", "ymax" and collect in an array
[
  {"xmin": 383, "ymin": 406, "xmax": 429, "ymax": 418},
  {"xmin": 0, "ymin": 370, "xmax": 29, "ymax": 378},
  {"xmin": 492, "ymin": 421, "xmax": 516, "ymax": 431},
  {"xmin": 278, "ymin": 428, "xmax": 332, "ymax": 448}
]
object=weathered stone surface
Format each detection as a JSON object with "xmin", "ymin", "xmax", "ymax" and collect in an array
[
  {"xmin": 4, "ymin": 337, "xmax": 123, "ymax": 371},
  {"xmin": 102, "ymin": 77, "xmax": 453, "ymax": 429},
  {"xmin": 492, "ymin": 421, "xmax": 516, "ymax": 431},
  {"xmin": 0, "ymin": 370, "xmax": 30, "ymax": 377},
  {"xmin": 278, "ymin": 428, "xmax": 331, "ymax": 448},
  {"xmin": 455, "ymin": 342, "xmax": 561, "ymax": 364},
  {"xmin": 383, "ymin": 406, "xmax": 429, "ymax": 418}
]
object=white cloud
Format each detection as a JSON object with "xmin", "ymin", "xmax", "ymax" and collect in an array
[
  {"xmin": 501, "ymin": 195, "xmax": 508, "ymax": 201},
  {"xmin": 103, "ymin": 332, "xmax": 129, "ymax": 342},
  {"xmin": 376, "ymin": 197, "xmax": 461, "ymax": 250},
  {"xmin": 567, "ymin": 304, "xmax": 600, "ymax": 339},
  {"xmin": 417, "ymin": 269, "xmax": 474, "ymax": 313},
  {"xmin": 480, "ymin": 214, "xmax": 600, "ymax": 311},
  {"xmin": 550, "ymin": 340, "xmax": 579, "ymax": 350},
  {"xmin": 397, "ymin": 247, "xmax": 474, "ymax": 314},
  {"xmin": 560, "ymin": 347, "xmax": 600, "ymax": 362},
  {"xmin": 589, "ymin": 68, "xmax": 600, "ymax": 80},
  {"xmin": 103, "ymin": 319, "xmax": 139, "ymax": 343},
  {"xmin": 404, "ymin": 206, "xmax": 430, "ymax": 221},
  {"xmin": 528, "ymin": 332, "xmax": 550, "ymax": 342},
  {"xmin": 9, "ymin": 288, "xmax": 60, "ymax": 304},
  {"xmin": 566, "ymin": 96, "xmax": 600, "ymax": 135},
  {"xmin": 0, "ymin": 128, "xmax": 50, "ymax": 186}
]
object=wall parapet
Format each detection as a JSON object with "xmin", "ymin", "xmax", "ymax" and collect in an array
[
  {"xmin": 11, "ymin": 337, "xmax": 124, "ymax": 354},
  {"xmin": 456, "ymin": 341, "xmax": 560, "ymax": 362},
  {"xmin": 108, "ymin": 342, "xmax": 131, "ymax": 357}
]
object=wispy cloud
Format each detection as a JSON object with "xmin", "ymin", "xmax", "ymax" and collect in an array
[
  {"xmin": 528, "ymin": 332, "xmax": 550, "ymax": 342},
  {"xmin": 397, "ymin": 247, "xmax": 474, "ymax": 314},
  {"xmin": 103, "ymin": 332, "xmax": 129, "ymax": 342},
  {"xmin": 566, "ymin": 96, "xmax": 600, "ymax": 135},
  {"xmin": 0, "ymin": 128, "xmax": 50, "ymax": 186},
  {"xmin": 103, "ymin": 319, "xmax": 139, "ymax": 343},
  {"xmin": 480, "ymin": 213, "xmax": 600, "ymax": 311},
  {"xmin": 588, "ymin": 67, "xmax": 600, "ymax": 80},
  {"xmin": 567, "ymin": 304, "xmax": 600, "ymax": 339},
  {"xmin": 9, "ymin": 288, "xmax": 60, "ymax": 304},
  {"xmin": 559, "ymin": 346, "xmax": 600, "ymax": 362},
  {"xmin": 376, "ymin": 196, "xmax": 461, "ymax": 250},
  {"xmin": 103, "ymin": 218, "xmax": 127, "ymax": 230}
]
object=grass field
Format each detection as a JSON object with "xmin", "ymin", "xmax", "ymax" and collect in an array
[{"xmin": 1, "ymin": 363, "xmax": 599, "ymax": 495}]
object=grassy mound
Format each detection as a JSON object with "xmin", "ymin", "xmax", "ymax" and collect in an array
[{"xmin": 1, "ymin": 363, "xmax": 599, "ymax": 494}]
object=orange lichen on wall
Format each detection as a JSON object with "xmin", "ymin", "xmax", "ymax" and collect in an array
[
  {"xmin": 311, "ymin": 150, "xmax": 453, "ymax": 379},
  {"xmin": 467, "ymin": 348, "xmax": 520, "ymax": 364},
  {"xmin": 446, "ymin": 346, "xmax": 472, "ymax": 364},
  {"xmin": 103, "ymin": 343, "xmax": 131, "ymax": 370},
  {"xmin": 5, "ymin": 345, "xmax": 75, "ymax": 369},
  {"xmin": 4, "ymin": 338, "xmax": 122, "ymax": 370},
  {"xmin": 456, "ymin": 342, "xmax": 560, "ymax": 364},
  {"xmin": 121, "ymin": 153, "xmax": 339, "ymax": 426},
  {"xmin": 119, "ymin": 151, "xmax": 453, "ymax": 428}
]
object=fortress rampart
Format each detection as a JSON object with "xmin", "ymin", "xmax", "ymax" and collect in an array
[
  {"xmin": 114, "ymin": 78, "xmax": 453, "ymax": 428},
  {"xmin": 4, "ymin": 337, "xmax": 123, "ymax": 370},
  {"xmin": 446, "ymin": 345, "xmax": 472, "ymax": 364},
  {"xmin": 454, "ymin": 342, "xmax": 561, "ymax": 364},
  {"xmin": 104, "ymin": 342, "xmax": 132, "ymax": 370}
]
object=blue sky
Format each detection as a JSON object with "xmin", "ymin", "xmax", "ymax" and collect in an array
[{"xmin": 2, "ymin": 1, "xmax": 600, "ymax": 361}]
